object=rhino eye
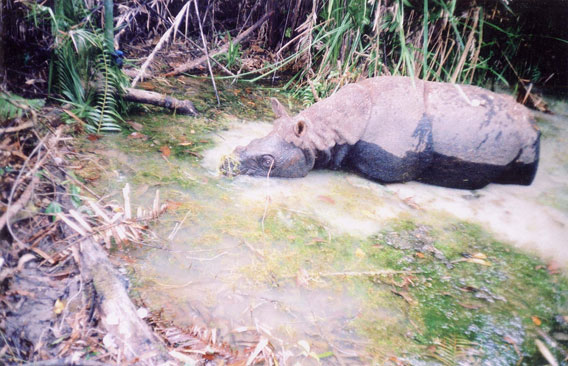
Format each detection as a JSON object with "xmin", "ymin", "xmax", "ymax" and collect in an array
[{"xmin": 260, "ymin": 155, "xmax": 274, "ymax": 169}]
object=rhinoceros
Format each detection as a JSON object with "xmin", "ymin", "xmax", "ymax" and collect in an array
[{"xmin": 220, "ymin": 76, "xmax": 540, "ymax": 189}]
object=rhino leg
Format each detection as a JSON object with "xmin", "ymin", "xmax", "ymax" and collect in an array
[
  {"xmin": 346, "ymin": 140, "xmax": 434, "ymax": 182},
  {"xmin": 416, "ymin": 153, "xmax": 505, "ymax": 189},
  {"xmin": 345, "ymin": 114, "xmax": 434, "ymax": 183},
  {"xmin": 416, "ymin": 140, "xmax": 539, "ymax": 190},
  {"xmin": 494, "ymin": 136, "xmax": 540, "ymax": 185}
]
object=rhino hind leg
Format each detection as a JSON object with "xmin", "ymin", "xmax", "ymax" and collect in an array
[
  {"xmin": 346, "ymin": 140, "xmax": 433, "ymax": 183},
  {"xmin": 416, "ymin": 148, "xmax": 539, "ymax": 190},
  {"xmin": 494, "ymin": 138, "xmax": 540, "ymax": 186},
  {"xmin": 416, "ymin": 153, "xmax": 503, "ymax": 189}
]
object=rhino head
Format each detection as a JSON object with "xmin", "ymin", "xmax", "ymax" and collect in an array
[{"xmin": 220, "ymin": 98, "xmax": 316, "ymax": 178}]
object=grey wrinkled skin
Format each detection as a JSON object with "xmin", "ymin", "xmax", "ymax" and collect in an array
[{"xmin": 231, "ymin": 132, "xmax": 315, "ymax": 178}]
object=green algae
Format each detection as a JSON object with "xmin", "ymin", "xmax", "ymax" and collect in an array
[{"xmin": 217, "ymin": 209, "xmax": 568, "ymax": 363}]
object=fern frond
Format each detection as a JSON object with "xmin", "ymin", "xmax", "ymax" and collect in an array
[
  {"xmin": 0, "ymin": 92, "xmax": 45, "ymax": 120},
  {"xmin": 90, "ymin": 50, "xmax": 125, "ymax": 133}
]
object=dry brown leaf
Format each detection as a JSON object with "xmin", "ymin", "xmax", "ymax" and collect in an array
[
  {"xmin": 547, "ymin": 260, "xmax": 561, "ymax": 274},
  {"xmin": 165, "ymin": 200, "xmax": 183, "ymax": 210},
  {"xmin": 127, "ymin": 132, "xmax": 148, "ymax": 140},
  {"xmin": 391, "ymin": 289, "xmax": 416, "ymax": 305},
  {"xmin": 127, "ymin": 121, "xmax": 144, "ymax": 131},
  {"xmin": 160, "ymin": 145, "xmax": 171, "ymax": 158}
]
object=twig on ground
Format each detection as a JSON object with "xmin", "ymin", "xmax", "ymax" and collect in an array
[
  {"xmin": 2, "ymin": 127, "xmax": 62, "ymax": 248},
  {"xmin": 193, "ymin": 0, "xmax": 220, "ymax": 106},
  {"xmin": 23, "ymin": 359, "xmax": 112, "ymax": 366},
  {"xmin": 167, "ymin": 210, "xmax": 192, "ymax": 241},
  {"xmin": 124, "ymin": 87, "xmax": 198, "ymax": 115},
  {"xmin": 283, "ymin": 270, "xmax": 421, "ymax": 280},
  {"xmin": 0, "ymin": 121, "xmax": 34, "ymax": 133},
  {"xmin": 260, "ymin": 160, "xmax": 274, "ymax": 233}
]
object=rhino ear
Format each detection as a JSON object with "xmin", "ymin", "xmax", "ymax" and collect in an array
[
  {"xmin": 271, "ymin": 98, "xmax": 290, "ymax": 118},
  {"xmin": 294, "ymin": 120, "xmax": 307, "ymax": 137}
]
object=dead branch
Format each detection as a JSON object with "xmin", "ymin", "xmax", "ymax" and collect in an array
[
  {"xmin": 450, "ymin": 8, "xmax": 480, "ymax": 83},
  {"xmin": 318, "ymin": 270, "xmax": 422, "ymax": 277},
  {"xmin": 194, "ymin": 0, "xmax": 220, "ymax": 105},
  {"xmin": 78, "ymin": 237, "xmax": 175, "ymax": 366},
  {"xmin": 124, "ymin": 87, "xmax": 198, "ymax": 115},
  {"xmin": 22, "ymin": 358, "xmax": 112, "ymax": 366},
  {"xmin": 2, "ymin": 127, "xmax": 62, "ymax": 248},
  {"xmin": 131, "ymin": 1, "xmax": 193, "ymax": 87},
  {"xmin": 164, "ymin": 11, "xmax": 273, "ymax": 77},
  {"xmin": 284, "ymin": 270, "xmax": 422, "ymax": 280},
  {"xmin": 0, "ymin": 120, "xmax": 34, "ymax": 133},
  {"xmin": 0, "ymin": 174, "xmax": 38, "ymax": 232}
]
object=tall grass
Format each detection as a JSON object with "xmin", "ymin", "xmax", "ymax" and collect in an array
[{"xmin": 277, "ymin": 0, "xmax": 524, "ymax": 105}]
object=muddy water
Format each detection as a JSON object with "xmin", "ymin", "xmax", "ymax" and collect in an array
[
  {"xmin": 98, "ymin": 100, "xmax": 568, "ymax": 364},
  {"xmin": 203, "ymin": 112, "xmax": 568, "ymax": 265}
]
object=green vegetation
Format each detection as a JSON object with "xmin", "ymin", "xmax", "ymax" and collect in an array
[
  {"xmin": 0, "ymin": 91, "xmax": 44, "ymax": 119},
  {"xmin": 280, "ymin": 0, "xmax": 534, "ymax": 105},
  {"xmin": 25, "ymin": 0, "xmax": 127, "ymax": 132},
  {"xmin": 239, "ymin": 214, "xmax": 568, "ymax": 363}
]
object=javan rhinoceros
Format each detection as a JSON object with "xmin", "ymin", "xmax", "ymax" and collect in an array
[{"xmin": 220, "ymin": 76, "xmax": 540, "ymax": 190}]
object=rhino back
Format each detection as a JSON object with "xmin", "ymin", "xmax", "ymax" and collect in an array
[
  {"xmin": 418, "ymin": 81, "xmax": 540, "ymax": 188},
  {"xmin": 425, "ymin": 82, "xmax": 539, "ymax": 165}
]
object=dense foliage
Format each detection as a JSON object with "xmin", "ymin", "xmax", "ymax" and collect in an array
[{"xmin": 1, "ymin": 0, "xmax": 566, "ymax": 111}]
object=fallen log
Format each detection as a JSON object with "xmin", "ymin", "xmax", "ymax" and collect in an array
[
  {"xmin": 78, "ymin": 237, "xmax": 176, "ymax": 366},
  {"xmin": 163, "ymin": 12, "xmax": 273, "ymax": 77},
  {"xmin": 124, "ymin": 87, "xmax": 198, "ymax": 115}
]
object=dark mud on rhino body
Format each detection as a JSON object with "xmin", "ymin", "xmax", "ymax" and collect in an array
[{"xmin": 221, "ymin": 76, "xmax": 540, "ymax": 190}]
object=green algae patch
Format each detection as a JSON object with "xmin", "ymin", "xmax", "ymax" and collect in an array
[
  {"xmin": 217, "ymin": 211, "xmax": 568, "ymax": 363},
  {"xmin": 375, "ymin": 220, "xmax": 568, "ymax": 364}
]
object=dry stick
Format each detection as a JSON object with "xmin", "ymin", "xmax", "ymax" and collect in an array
[
  {"xmin": 0, "ymin": 174, "xmax": 38, "ymax": 233},
  {"xmin": 282, "ymin": 270, "xmax": 421, "ymax": 280},
  {"xmin": 307, "ymin": 79, "xmax": 321, "ymax": 102},
  {"xmin": 0, "ymin": 121, "xmax": 34, "ymax": 133},
  {"xmin": 164, "ymin": 11, "xmax": 273, "ymax": 77},
  {"xmin": 466, "ymin": 19, "xmax": 483, "ymax": 83},
  {"xmin": 22, "ymin": 359, "xmax": 112, "ymax": 366},
  {"xmin": 131, "ymin": 1, "xmax": 192, "ymax": 87},
  {"xmin": 78, "ymin": 236, "xmax": 175, "ymax": 366},
  {"xmin": 2, "ymin": 127, "xmax": 61, "ymax": 248},
  {"xmin": 449, "ymin": 8, "xmax": 479, "ymax": 84},
  {"xmin": 124, "ymin": 87, "xmax": 198, "ymax": 115},
  {"xmin": 193, "ymin": 0, "xmax": 220, "ymax": 106},
  {"xmin": 54, "ymin": 165, "xmax": 101, "ymax": 200},
  {"xmin": 317, "ymin": 270, "xmax": 421, "ymax": 278},
  {"xmin": 186, "ymin": 37, "xmax": 236, "ymax": 77},
  {"xmin": 260, "ymin": 160, "xmax": 274, "ymax": 233}
]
